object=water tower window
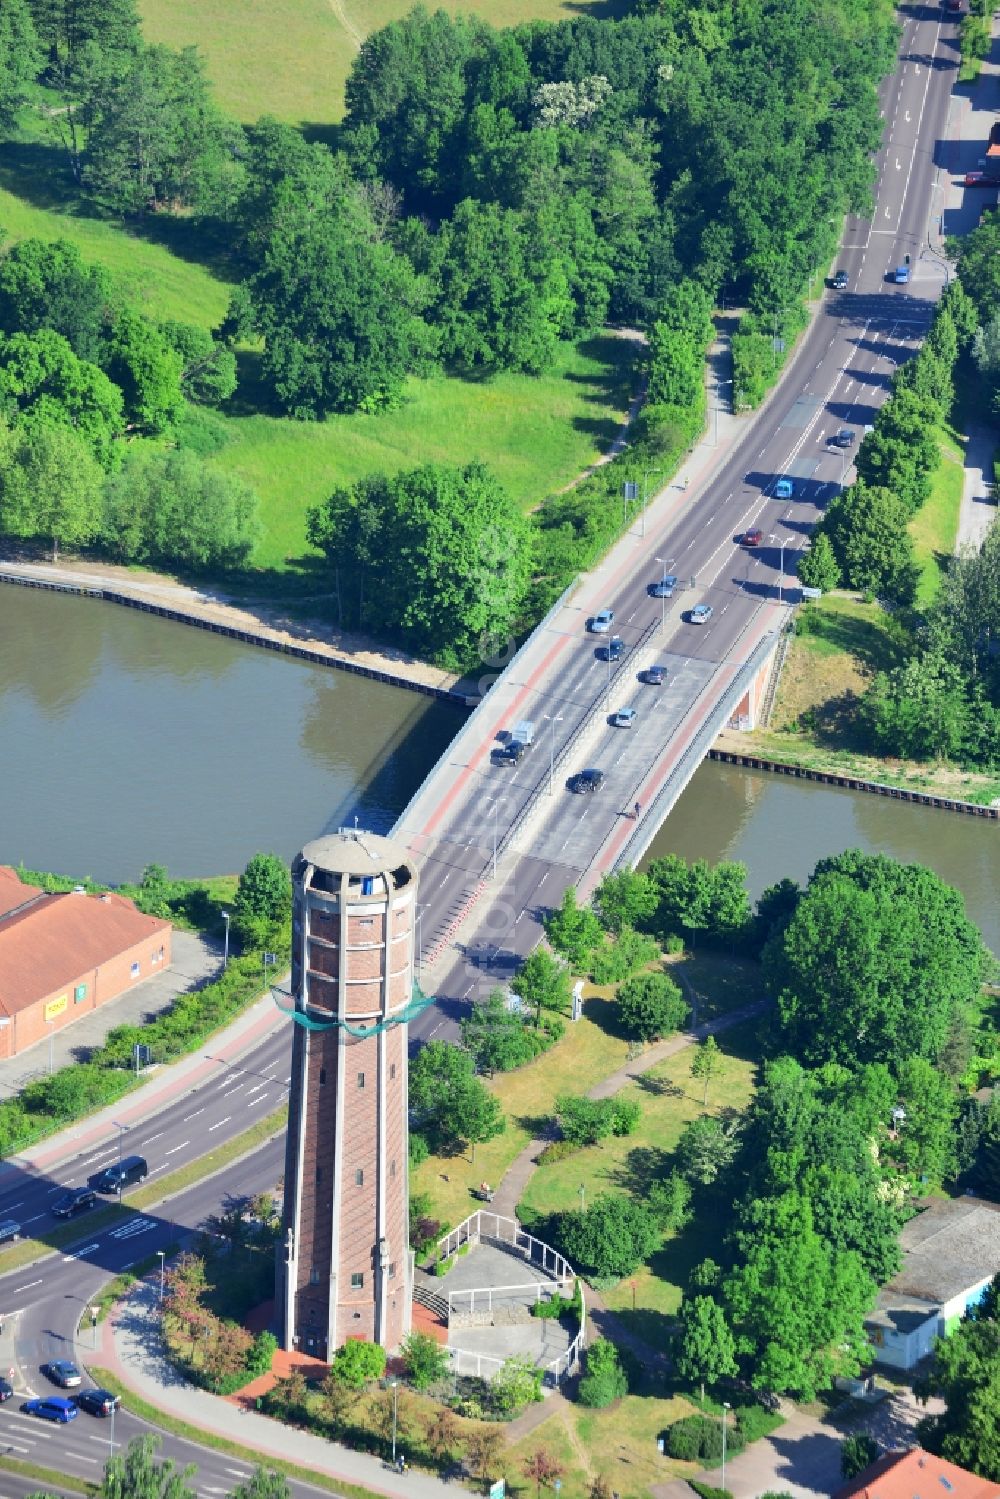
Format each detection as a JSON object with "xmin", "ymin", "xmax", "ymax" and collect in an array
[
  {"xmin": 390, "ymin": 1159, "xmax": 396, "ymax": 1179},
  {"xmin": 357, "ymin": 1072, "xmax": 365, "ymax": 1089},
  {"xmin": 362, "ymin": 876, "xmax": 374, "ymax": 896},
  {"xmin": 319, "ymin": 1067, "xmax": 326, "ymax": 1085},
  {"xmin": 351, "ymin": 1272, "xmax": 364, "ymax": 1289},
  {"xmin": 390, "ymin": 1063, "xmax": 396, "ymax": 1080},
  {"xmin": 309, "ymin": 1266, "xmax": 320, "ymax": 1285},
  {"xmin": 355, "ymin": 1169, "xmax": 364, "ymax": 1186}
]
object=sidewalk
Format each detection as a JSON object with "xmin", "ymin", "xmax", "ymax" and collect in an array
[
  {"xmin": 93, "ymin": 1279, "xmax": 457, "ymax": 1499},
  {"xmin": 957, "ymin": 424, "xmax": 997, "ymax": 552},
  {"xmin": 0, "ymin": 983, "xmax": 287, "ymax": 1186}
]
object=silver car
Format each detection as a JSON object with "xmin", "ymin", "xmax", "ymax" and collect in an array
[
  {"xmin": 590, "ymin": 608, "xmax": 615, "ymax": 633},
  {"xmin": 690, "ymin": 604, "xmax": 714, "ymax": 625}
]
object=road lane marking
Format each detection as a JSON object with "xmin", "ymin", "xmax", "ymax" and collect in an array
[
  {"xmin": 13, "ymin": 1281, "xmax": 43, "ymax": 1293},
  {"xmin": 182, "ymin": 1109, "xmax": 204, "ymax": 1122},
  {"xmin": 140, "ymin": 1132, "xmax": 163, "ymax": 1145},
  {"xmin": 63, "ymin": 1244, "xmax": 99, "ymax": 1260},
  {"xmin": 164, "ymin": 1141, "xmax": 190, "ymax": 1156},
  {"xmin": 208, "ymin": 1117, "xmax": 231, "ymax": 1132}
]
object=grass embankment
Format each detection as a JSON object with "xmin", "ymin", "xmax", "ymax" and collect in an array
[
  {"xmin": 719, "ymin": 591, "xmax": 1000, "ymax": 805},
  {"xmin": 0, "ymin": 1106, "xmax": 286, "ymax": 1279},
  {"xmin": 0, "ymin": 130, "xmax": 637, "ymax": 574},
  {"xmin": 908, "ymin": 427, "xmax": 964, "ymax": 607},
  {"xmin": 139, "ymin": 0, "xmax": 633, "ymax": 126}
]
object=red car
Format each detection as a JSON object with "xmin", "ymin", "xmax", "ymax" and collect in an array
[
  {"xmin": 964, "ymin": 171, "xmax": 995, "ymax": 186},
  {"xmin": 742, "ymin": 529, "xmax": 763, "ymax": 547}
]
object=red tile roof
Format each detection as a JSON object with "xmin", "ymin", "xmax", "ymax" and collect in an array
[
  {"xmin": 0, "ymin": 868, "xmax": 170, "ymax": 1016},
  {"xmin": 0, "ymin": 866, "xmax": 43, "ymax": 920},
  {"xmin": 836, "ymin": 1449, "xmax": 1000, "ymax": 1499}
]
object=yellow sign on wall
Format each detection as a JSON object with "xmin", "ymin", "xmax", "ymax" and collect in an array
[{"xmin": 44, "ymin": 994, "xmax": 68, "ymax": 1022}]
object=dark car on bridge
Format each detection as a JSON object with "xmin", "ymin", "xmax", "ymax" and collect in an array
[
  {"xmin": 75, "ymin": 1388, "xmax": 121, "ymax": 1418},
  {"xmin": 602, "ymin": 636, "xmax": 625, "ymax": 662},
  {"xmin": 568, "ymin": 769, "xmax": 605, "ymax": 794},
  {"xmin": 641, "ymin": 666, "xmax": 666, "ymax": 686},
  {"xmin": 649, "ymin": 574, "xmax": 677, "ymax": 598}
]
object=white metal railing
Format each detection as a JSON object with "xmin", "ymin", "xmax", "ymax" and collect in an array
[
  {"xmin": 436, "ymin": 1210, "xmax": 576, "ymax": 1285},
  {"xmin": 448, "ymin": 1281, "xmax": 568, "ymax": 1315}
]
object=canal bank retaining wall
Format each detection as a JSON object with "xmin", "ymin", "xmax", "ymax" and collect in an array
[
  {"xmin": 709, "ymin": 749, "xmax": 1000, "ymax": 819},
  {"xmin": 0, "ymin": 570, "xmax": 468, "ymax": 706}
]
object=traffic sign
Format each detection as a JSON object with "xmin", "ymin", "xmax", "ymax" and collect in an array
[
  {"xmin": 490, "ymin": 1481, "xmax": 506, "ymax": 1499},
  {"xmin": 801, "ymin": 586, "xmax": 822, "ymax": 600}
]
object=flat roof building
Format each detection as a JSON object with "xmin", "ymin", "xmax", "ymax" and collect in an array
[{"xmin": 0, "ymin": 867, "xmax": 171, "ymax": 1060}]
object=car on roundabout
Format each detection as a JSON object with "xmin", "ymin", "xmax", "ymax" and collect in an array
[
  {"xmin": 22, "ymin": 1397, "xmax": 78, "ymax": 1423},
  {"xmin": 568, "ymin": 769, "xmax": 605, "ymax": 794},
  {"xmin": 689, "ymin": 604, "xmax": 714, "ymax": 625},
  {"xmin": 41, "ymin": 1360, "xmax": 81, "ymax": 1388}
]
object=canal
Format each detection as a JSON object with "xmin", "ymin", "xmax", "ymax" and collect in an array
[
  {"xmin": 0, "ymin": 587, "xmax": 462, "ymax": 884},
  {"xmin": 2, "ymin": 587, "xmax": 997, "ymax": 950}
]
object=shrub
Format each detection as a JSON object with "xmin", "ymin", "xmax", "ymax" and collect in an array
[
  {"xmin": 618, "ymin": 972, "xmax": 688, "ymax": 1042},
  {"xmin": 537, "ymin": 1139, "xmax": 581, "ymax": 1166},
  {"xmin": 401, "ymin": 1331, "xmax": 451, "ymax": 1391},
  {"xmin": 578, "ymin": 1338, "xmax": 628, "ymax": 1408},
  {"xmin": 667, "ymin": 1415, "xmax": 745, "ymax": 1463},
  {"xmin": 328, "ymin": 1338, "xmax": 386, "ymax": 1389},
  {"xmin": 841, "ymin": 1433, "xmax": 880, "ymax": 1480},
  {"xmin": 554, "ymin": 1194, "xmax": 660, "ymax": 1280},
  {"xmin": 689, "ymin": 1483, "xmax": 734, "ymax": 1499},
  {"xmin": 648, "ymin": 1171, "xmax": 693, "ymax": 1230},
  {"xmin": 245, "ymin": 1330, "xmax": 278, "ymax": 1379}
]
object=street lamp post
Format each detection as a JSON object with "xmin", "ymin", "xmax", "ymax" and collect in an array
[
  {"xmin": 578, "ymin": 1183, "xmax": 586, "ymax": 1213},
  {"xmin": 655, "ymin": 557, "xmax": 675, "ymax": 636},
  {"xmin": 640, "ymin": 469, "xmax": 662, "ymax": 537},
  {"xmin": 415, "ymin": 907, "xmax": 424, "ymax": 987},
  {"xmin": 112, "ymin": 1120, "xmax": 128, "ymax": 1201},
  {"xmin": 391, "ymin": 1380, "xmax": 399, "ymax": 1467},
  {"xmin": 222, "ymin": 910, "xmax": 230, "ymax": 969},
  {"xmin": 721, "ymin": 1402, "xmax": 731, "ymax": 1493},
  {"xmin": 544, "ymin": 713, "xmax": 564, "ymax": 796},
  {"xmin": 158, "ymin": 1250, "xmax": 166, "ymax": 1303},
  {"xmin": 769, "ymin": 536, "xmax": 790, "ymax": 604},
  {"xmin": 109, "ymin": 1398, "xmax": 116, "ymax": 1460}
]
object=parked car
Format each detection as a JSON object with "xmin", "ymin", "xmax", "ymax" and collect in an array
[
  {"xmin": 52, "ymin": 1187, "xmax": 97, "ymax": 1219},
  {"xmin": 690, "ymin": 604, "xmax": 714, "ymax": 625},
  {"xmin": 610, "ymin": 708, "xmax": 637, "ymax": 728},
  {"xmin": 568, "ymin": 769, "xmax": 605, "ymax": 794},
  {"xmin": 40, "ymin": 1362, "xmax": 82, "ymax": 1389},
  {"xmin": 0, "ymin": 1377, "xmax": 13, "ymax": 1403},
  {"xmin": 22, "ymin": 1398, "xmax": 77, "ymax": 1424},
  {"xmin": 832, "ymin": 269, "xmax": 849, "ymax": 289},
  {"xmin": 650, "ymin": 574, "xmax": 678, "ymax": 598},
  {"xmin": 89, "ymin": 1155, "xmax": 148, "ymax": 1194},
  {"xmin": 641, "ymin": 666, "xmax": 665, "ymax": 686},
  {"xmin": 75, "ymin": 1388, "xmax": 121, "ymax": 1418},
  {"xmin": 742, "ymin": 528, "xmax": 763, "ymax": 547},
  {"xmin": 774, "ymin": 478, "xmax": 794, "ymax": 499},
  {"xmin": 589, "ymin": 608, "xmax": 614, "ymax": 633},
  {"xmin": 604, "ymin": 636, "xmax": 624, "ymax": 662}
]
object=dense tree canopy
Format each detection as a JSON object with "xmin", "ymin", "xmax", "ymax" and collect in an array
[
  {"xmin": 765, "ymin": 851, "xmax": 985, "ymax": 1070},
  {"xmin": 0, "ymin": 328, "xmax": 124, "ymax": 467},
  {"xmin": 308, "ymin": 461, "xmax": 532, "ymax": 668}
]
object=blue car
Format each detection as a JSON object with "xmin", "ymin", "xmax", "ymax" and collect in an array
[
  {"xmin": 774, "ymin": 478, "xmax": 794, "ymax": 499},
  {"xmin": 894, "ymin": 264, "xmax": 910, "ymax": 284},
  {"xmin": 23, "ymin": 1397, "xmax": 78, "ymax": 1423}
]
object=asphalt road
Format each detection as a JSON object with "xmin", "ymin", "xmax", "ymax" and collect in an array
[
  {"xmin": 0, "ymin": 2, "xmax": 964, "ymax": 1490},
  {"xmin": 405, "ymin": 0, "xmax": 958, "ymax": 1019}
]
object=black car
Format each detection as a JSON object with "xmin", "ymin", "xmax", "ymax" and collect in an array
[
  {"xmin": 0, "ymin": 1377, "xmax": 13, "ymax": 1403},
  {"xmin": 494, "ymin": 741, "xmax": 526, "ymax": 767},
  {"xmin": 650, "ymin": 575, "xmax": 678, "ymax": 598},
  {"xmin": 89, "ymin": 1155, "xmax": 148, "ymax": 1193},
  {"xmin": 52, "ymin": 1187, "xmax": 97, "ymax": 1219},
  {"xmin": 832, "ymin": 269, "xmax": 849, "ymax": 289},
  {"xmin": 75, "ymin": 1388, "xmax": 121, "ymax": 1418},
  {"xmin": 41, "ymin": 1360, "xmax": 81, "ymax": 1389},
  {"xmin": 603, "ymin": 636, "xmax": 624, "ymax": 662},
  {"xmin": 642, "ymin": 666, "xmax": 665, "ymax": 686},
  {"xmin": 568, "ymin": 769, "xmax": 605, "ymax": 794}
]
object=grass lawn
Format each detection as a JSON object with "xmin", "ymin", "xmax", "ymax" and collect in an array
[
  {"xmin": 218, "ymin": 334, "xmax": 637, "ymax": 569},
  {"xmin": 518, "ymin": 1019, "xmax": 758, "ymax": 1340},
  {"xmin": 909, "ymin": 428, "xmax": 964, "ymax": 606},
  {"xmin": 0, "ymin": 137, "xmax": 233, "ymax": 328},
  {"xmin": 412, "ymin": 1002, "xmax": 632, "ymax": 1233},
  {"xmin": 139, "ymin": 0, "xmax": 634, "ymax": 126},
  {"xmin": 505, "ymin": 1390, "xmax": 702, "ymax": 1499}
]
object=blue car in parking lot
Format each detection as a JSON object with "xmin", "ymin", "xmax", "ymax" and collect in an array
[{"xmin": 23, "ymin": 1397, "xmax": 78, "ymax": 1423}]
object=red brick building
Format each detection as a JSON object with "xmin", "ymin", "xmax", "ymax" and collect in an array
[
  {"xmin": 278, "ymin": 831, "xmax": 415, "ymax": 1356},
  {"xmin": 0, "ymin": 867, "xmax": 171, "ymax": 1060}
]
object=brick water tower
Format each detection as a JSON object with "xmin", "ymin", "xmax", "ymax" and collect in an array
[{"xmin": 277, "ymin": 829, "xmax": 418, "ymax": 1357}]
